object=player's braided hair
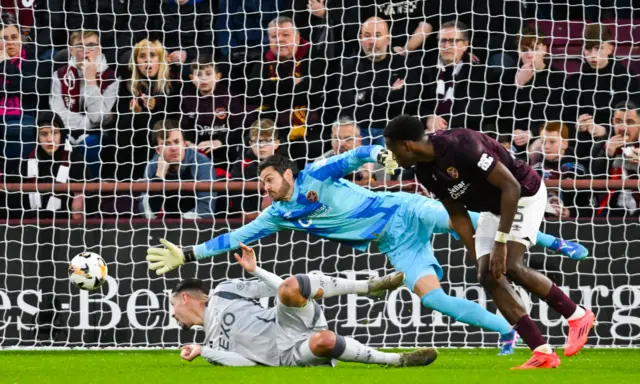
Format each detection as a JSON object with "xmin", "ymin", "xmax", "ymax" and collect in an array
[
  {"xmin": 258, "ymin": 154, "xmax": 300, "ymax": 179},
  {"xmin": 383, "ymin": 115, "xmax": 425, "ymax": 142}
]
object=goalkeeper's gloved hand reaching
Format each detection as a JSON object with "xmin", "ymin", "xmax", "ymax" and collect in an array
[
  {"xmin": 146, "ymin": 239, "xmax": 195, "ymax": 275},
  {"xmin": 377, "ymin": 148, "xmax": 398, "ymax": 175}
]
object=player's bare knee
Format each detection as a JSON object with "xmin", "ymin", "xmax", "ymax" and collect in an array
[
  {"xmin": 505, "ymin": 262, "xmax": 527, "ymax": 284},
  {"xmin": 278, "ymin": 276, "xmax": 307, "ymax": 307},
  {"xmin": 477, "ymin": 267, "xmax": 497, "ymax": 288},
  {"xmin": 308, "ymin": 330, "xmax": 337, "ymax": 357}
]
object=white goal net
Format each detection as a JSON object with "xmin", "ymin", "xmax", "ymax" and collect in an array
[{"xmin": 0, "ymin": 1, "xmax": 639, "ymax": 348}]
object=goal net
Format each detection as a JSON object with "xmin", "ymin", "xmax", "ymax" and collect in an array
[{"xmin": 0, "ymin": 1, "xmax": 639, "ymax": 348}]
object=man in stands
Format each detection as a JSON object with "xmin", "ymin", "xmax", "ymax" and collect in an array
[
  {"xmin": 49, "ymin": 30, "xmax": 118, "ymax": 179},
  {"xmin": 247, "ymin": 16, "xmax": 327, "ymax": 169}
]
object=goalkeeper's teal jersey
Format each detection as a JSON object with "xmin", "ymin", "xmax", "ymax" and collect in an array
[{"xmin": 194, "ymin": 145, "xmax": 451, "ymax": 260}]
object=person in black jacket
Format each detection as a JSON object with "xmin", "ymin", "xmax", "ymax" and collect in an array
[
  {"xmin": 563, "ymin": 23, "xmax": 640, "ymax": 164},
  {"xmin": 246, "ymin": 16, "xmax": 327, "ymax": 169},
  {"xmin": 338, "ymin": 17, "xmax": 420, "ymax": 147},
  {"xmin": 419, "ymin": 21, "xmax": 498, "ymax": 133},
  {"xmin": 498, "ymin": 27, "xmax": 569, "ymax": 158},
  {"xmin": 161, "ymin": 0, "xmax": 214, "ymax": 65}
]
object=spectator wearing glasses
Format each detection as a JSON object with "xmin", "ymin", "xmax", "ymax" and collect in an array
[
  {"xmin": 315, "ymin": 118, "xmax": 373, "ymax": 185},
  {"xmin": 420, "ymin": 21, "xmax": 498, "ymax": 133},
  {"xmin": 49, "ymin": 30, "xmax": 118, "ymax": 179},
  {"xmin": 230, "ymin": 119, "xmax": 281, "ymax": 218}
]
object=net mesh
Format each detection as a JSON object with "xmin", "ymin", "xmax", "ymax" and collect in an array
[{"xmin": 0, "ymin": 1, "xmax": 639, "ymax": 348}]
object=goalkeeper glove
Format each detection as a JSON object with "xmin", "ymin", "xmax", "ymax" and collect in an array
[
  {"xmin": 146, "ymin": 239, "xmax": 196, "ymax": 275},
  {"xmin": 377, "ymin": 148, "xmax": 398, "ymax": 175}
]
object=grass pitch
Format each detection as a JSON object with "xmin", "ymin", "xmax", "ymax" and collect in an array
[{"xmin": 1, "ymin": 349, "xmax": 638, "ymax": 384}]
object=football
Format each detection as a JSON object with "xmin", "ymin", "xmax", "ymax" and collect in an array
[{"xmin": 68, "ymin": 252, "xmax": 108, "ymax": 291}]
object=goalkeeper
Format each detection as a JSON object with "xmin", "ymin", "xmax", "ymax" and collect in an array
[
  {"xmin": 174, "ymin": 243, "xmax": 436, "ymax": 367},
  {"xmin": 148, "ymin": 146, "xmax": 588, "ymax": 354}
]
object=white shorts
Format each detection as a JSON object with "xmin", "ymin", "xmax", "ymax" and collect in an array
[
  {"xmin": 475, "ymin": 182, "xmax": 547, "ymax": 258},
  {"xmin": 275, "ymin": 298, "xmax": 335, "ymax": 367}
]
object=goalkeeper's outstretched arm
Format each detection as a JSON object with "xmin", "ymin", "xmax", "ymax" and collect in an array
[
  {"xmin": 305, "ymin": 145, "xmax": 397, "ymax": 181},
  {"xmin": 146, "ymin": 210, "xmax": 283, "ymax": 275}
]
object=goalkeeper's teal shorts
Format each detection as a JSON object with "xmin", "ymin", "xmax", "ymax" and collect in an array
[{"xmin": 378, "ymin": 193, "xmax": 447, "ymax": 291}]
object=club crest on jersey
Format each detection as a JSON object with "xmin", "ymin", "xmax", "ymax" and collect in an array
[
  {"xmin": 306, "ymin": 191, "xmax": 318, "ymax": 203},
  {"xmin": 447, "ymin": 167, "xmax": 459, "ymax": 179},
  {"xmin": 215, "ymin": 107, "xmax": 227, "ymax": 119}
]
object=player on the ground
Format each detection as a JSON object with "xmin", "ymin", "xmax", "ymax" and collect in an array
[
  {"xmin": 148, "ymin": 145, "xmax": 587, "ymax": 356},
  {"xmin": 383, "ymin": 115, "xmax": 596, "ymax": 369},
  {"xmin": 173, "ymin": 243, "xmax": 436, "ymax": 367}
]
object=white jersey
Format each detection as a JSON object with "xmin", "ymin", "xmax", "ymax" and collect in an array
[{"xmin": 202, "ymin": 279, "xmax": 281, "ymax": 366}]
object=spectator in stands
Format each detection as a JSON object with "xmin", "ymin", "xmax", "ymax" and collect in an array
[
  {"xmin": 247, "ymin": 16, "xmax": 327, "ymax": 169},
  {"xmin": 230, "ymin": 119, "xmax": 280, "ymax": 218},
  {"xmin": 0, "ymin": 14, "xmax": 40, "ymax": 168},
  {"xmin": 529, "ymin": 122, "xmax": 590, "ymax": 219},
  {"xmin": 161, "ymin": 0, "xmax": 214, "ymax": 65},
  {"xmin": 138, "ymin": 119, "xmax": 216, "ymax": 219},
  {"xmin": 339, "ymin": 17, "xmax": 420, "ymax": 146},
  {"xmin": 19, "ymin": 112, "xmax": 91, "ymax": 219},
  {"xmin": 181, "ymin": 54, "xmax": 245, "ymax": 169},
  {"xmin": 117, "ymin": 39, "xmax": 184, "ymax": 180},
  {"xmin": 498, "ymin": 27, "xmax": 567, "ymax": 158},
  {"xmin": 591, "ymin": 101, "xmax": 640, "ymax": 216},
  {"xmin": 564, "ymin": 24, "xmax": 640, "ymax": 162},
  {"xmin": 49, "ymin": 30, "xmax": 118, "ymax": 179},
  {"xmin": 216, "ymin": 0, "xmax": 286, "ymax": 94},
  {"xmin": 419, "ymin": 21, "xmax": 498, "ymax": 132},
  {"xmin": 316, "ymin": 117, "xmax": 374, "ymax": 185}
]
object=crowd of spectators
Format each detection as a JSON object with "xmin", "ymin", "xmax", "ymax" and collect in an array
[{"xmin": 0, "ymin": 1, "xmax": 638, "ymax": 220}]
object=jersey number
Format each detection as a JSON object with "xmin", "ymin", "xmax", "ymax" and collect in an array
[
  {"xmin": 477, "ymin": 153, "xmax": 494, "ymax": 171},
  {"xmin": 514, "ymin": 205, "xmax": 525, "ymax": 223}
]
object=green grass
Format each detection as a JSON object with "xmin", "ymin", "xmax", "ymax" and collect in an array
[{"xmin": 0, "ymin": 349, "xmax": 638, "ymax": 384}]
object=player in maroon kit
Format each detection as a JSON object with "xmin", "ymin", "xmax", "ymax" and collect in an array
[{"xmin": 383, "ymin": 115, "xmax": 595, "ymax": 369}]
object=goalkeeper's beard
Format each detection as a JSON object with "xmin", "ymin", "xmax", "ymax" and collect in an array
[{"xmin": 271, "ymin": 178, "xmax": 292, "ymax": 201}]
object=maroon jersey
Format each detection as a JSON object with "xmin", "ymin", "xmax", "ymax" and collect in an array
[{"xmin": 415, "ymin": 129, "xmax": 541, "ymax": 215}]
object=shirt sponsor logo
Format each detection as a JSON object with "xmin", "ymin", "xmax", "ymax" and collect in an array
[{"xmin": 448, "ymin": 181, "xmax": 470, "ymax": 199}]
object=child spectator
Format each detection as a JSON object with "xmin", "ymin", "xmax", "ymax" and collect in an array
[
  {"xmin": 138, "ymin": 119, "xmax": 216, "ymax": 219},
  {"xmin": 117, "ymin": 39, "xmax": 184, "ymax": 180},
  {"xmin": 49, "ymin": 30, "xmax": 118, "ymax": 179},
  {"xmin": 530, "ymin": 122, "xmax": 591, "ymax": 219},
  {"xmin": 230, "ymin": 119, "xmax": 280, "ymax": 218},
  {"xmin": 17, "ymin": 112, "xmax": 93, "ymax": 219},
  {"xmin": 180, "ymin": 54, "xmax": 246, "ymax": 169},
  {"xmin": 498, "ymin": 27, "xmax": 568, "ymax": 158}
]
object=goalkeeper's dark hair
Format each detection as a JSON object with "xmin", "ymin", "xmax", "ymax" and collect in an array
[
  {"xmin": 384, "ymin": 115, "xmax": 425, "ymax": 142},
  {"xmin": 172, "ymin": 278, "xmax": 207, "ymax": 295},
  {"xmin": 258, "ymin": 154, "xmax": 299, "ymax": 179}
]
